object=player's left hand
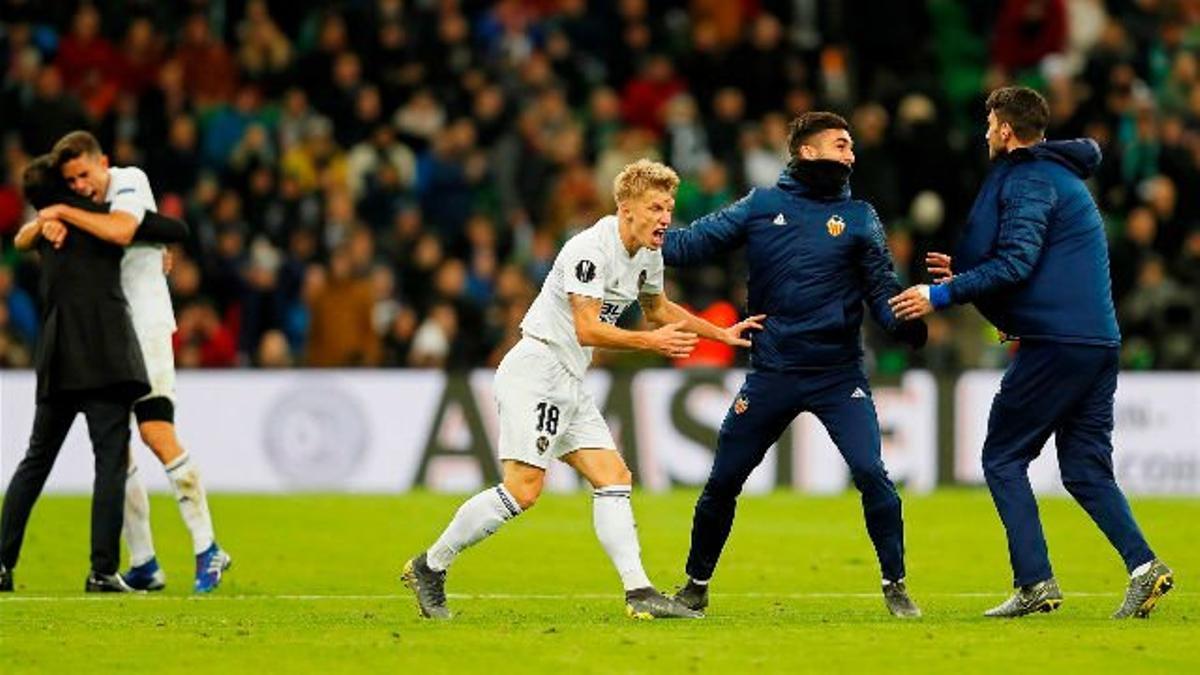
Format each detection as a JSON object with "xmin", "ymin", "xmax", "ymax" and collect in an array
[
  {"xmin": 39, "ymin": 218, "xmax": 68, "ymax": 249},
  {"xmin": 889, "ymin": 286, "xmax": 934, "ymax": 320},
  {"xmin": 721, "ymin": 314, "xmax": 766, "ymax": 347}
]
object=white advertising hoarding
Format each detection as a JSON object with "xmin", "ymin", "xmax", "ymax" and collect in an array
[
  {"xmin": 955, "ymin": 371, "xmax": 1200, "ymax": 494},
  {"xmin": 1, "ymin": 368, "xmax": 938, "ymax": 495}
]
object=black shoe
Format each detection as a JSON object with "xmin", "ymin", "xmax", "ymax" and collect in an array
[
  {"xmin": 625, "ymin": 587, "xmax": 704, "ymax": 619},
  {"xmin": 85, "ymin": 571, "xmax": 138, "ymax": 593},
  {"xmin": 883, "ymin": 580, "xmax": 922, "ymax": 618},
  {"xmin": 0, "ymin": 563, "xmax": 12, "ymax": 592},
  {"xmin": 673, "ymin": 579, "xmax": 709, "ymax": 612},
  {"xmin": 401, "ymin": 553, "xmax": 451, "ymax": 620},
  {"xmin": 984, "ymin": 578, "xmax": 1063, "ymax": 617},
  {"xmin": 1113, "ymin": 559, "xmax": 1174, "ymax": 619}
]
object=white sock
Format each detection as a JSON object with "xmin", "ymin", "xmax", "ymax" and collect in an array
[
  {"xmin": 1131, "ymin": 561, "xmax": 1153, "ymax": 578},
  {"xmin": 593, "ymin": 485, "xmax": 652, "ymax": 592},
  {"xmin": 165, "ymin": 453, "xmax": 215, "ymax": 555},
  {"xmin": 426, "ymin": 485, "xmax": 522, "ymax": 572},
  {"xmin": 122, "ymin": 464, "xmax": 157, "ymax": 567}
]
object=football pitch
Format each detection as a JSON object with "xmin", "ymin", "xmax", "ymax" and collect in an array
[{"xmin": 1, "ymin": 490, "xmax": 1196, "ymax": 673}]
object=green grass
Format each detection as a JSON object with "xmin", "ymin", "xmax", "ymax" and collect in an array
[{"xmin": 1, "ymin": 490, "xmax": 1196, "ymax": 673}]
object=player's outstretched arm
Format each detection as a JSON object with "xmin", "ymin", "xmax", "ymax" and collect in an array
[
  {"xmin": 569, "ymin": 293, "xmax": 698, "ymax": 358},
  {"xmin": 661, "ymin": 190, "xmax": 755, "ymax": 267},
  {"xmin": 38, "ymin": 203, "xmax": 140, "ymax": 246},
  {"xmin": 638, "ymin": 291, "xmax": 764, "ymax": 347}
]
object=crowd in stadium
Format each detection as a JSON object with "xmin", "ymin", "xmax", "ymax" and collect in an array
[{"xmin": 0, "ymin": 0, "xmax": 1197, "ymax": 371}]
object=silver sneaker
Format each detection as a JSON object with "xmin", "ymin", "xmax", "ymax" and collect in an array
[
  {"xmin": 1113, "ymin": 560, "xmax": 1173, "ymax": 619},
  {"xmin": 401, "ymin": 553, "xmax": 451, "ymax": 620},
  {"xmin": 626, "ymin": 587, "xmax": 704, "ymax": 619},
  {"xmin": 984, "ymin": 578, "xmax": 1063, "ymax": 617}
]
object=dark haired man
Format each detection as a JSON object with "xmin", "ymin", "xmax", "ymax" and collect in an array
[
  {"xmin": 1, "ymin": 155, "xmax": 187, "ymax": 593},
  {"xmin": 663, "ymin": 111, "xmax": 928, "ymax": 618},
  {"xmin": 890, "ymin": 86, "xmax": 1173, "ymax": 618},
  {"xmin": 39, "ymin": 130, "xmax": 230, "ymax": 593}
]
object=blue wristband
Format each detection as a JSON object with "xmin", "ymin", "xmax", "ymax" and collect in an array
[{"xmin": 929, "ymin": 283, "xmax": 952, "ymax": 310}]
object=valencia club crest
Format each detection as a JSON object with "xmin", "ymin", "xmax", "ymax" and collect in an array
[{"xmin": 826, "ymin": 214, "xmax": 846, "ymax": 237}]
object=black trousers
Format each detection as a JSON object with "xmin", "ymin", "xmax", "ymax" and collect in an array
[{"xmin": 0, "ymin": 391, "xmax": 132, "ymax": 575}]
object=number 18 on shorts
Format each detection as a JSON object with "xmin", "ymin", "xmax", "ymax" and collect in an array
[{"xmin": 494, "ymin": 338, "xmax": 616, "ymax": 469}]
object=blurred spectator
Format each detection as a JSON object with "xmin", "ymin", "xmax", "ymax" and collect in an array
[
  {"xmin": 173, "ymin": 301, "xmax": 238, "ymax": 368},
  {"xmin": 850, "ymin": 103, "xmax": 901, "ymax": 221},
  {"xmin": 305, "ymin": 244, "xmax": 379, "ymax": 367},
  {"xmin": 991, "ymin": 0, "xmax": 1068, "ymax": 72},
  {"xmin": 237, "ymin": 0, "xmax": 293, "ymax": 95},
  {"xmin": 117, "ymin": 17, "xmax": 166, "ymax": 96},
  {"xmin": 620, "ymin": 54, "xmax": 685, "ymax": 136},
  {"xmin": 676, "ymin": 161, "xmax": 732, "ymax": 224},
  {"xmin": 20, "ymin": 66, "xmax": 89, "ymax": 155},
  {"xmin": 0, "ymin": 1, "xmax": 1195, "ymax": 375},
  {"xmin": 0, "ymin": 265, "xmax": 37, "ymax": 347},
  {"xmin": 347, "ymin": 124, "xmax": 416, "ymax": 208},
  {"xmin": 663, "ymin": 94, "xmax": 712, "ymax": 179},
  {"xmin": 256, "ymin": 329, "xmax": 294, "ymax": 368},
  {"xmin": 55, "ymin": 5, "xmax": 119, "ymax": 118},
  {"xmin": 0, "ymin": 303, "xmax": 32, "ymax": 367},
  {"xmin": 409, "ymin": 302, "xmax": 457, "ymax": 368},
  {"xmin": 175, "ymin": 13, "xmax": 239, "ymax": 107},
  {"xmin": 1110, "ymin": 206, "xmax": 1158, "ymax": 302}
]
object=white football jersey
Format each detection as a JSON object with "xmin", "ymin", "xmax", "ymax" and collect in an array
[
  {"xmin": 520, "ymin": 215, "xmax": 664, "ymax": 378},
  {"xmin": 106, "ymin": 166, "xmax": 176, "ymax": 337}
]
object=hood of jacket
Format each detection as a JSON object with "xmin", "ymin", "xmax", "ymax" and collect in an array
[{"xmin": 1010, "ymin": 138, "xmax": 1102, "ymax": 178}]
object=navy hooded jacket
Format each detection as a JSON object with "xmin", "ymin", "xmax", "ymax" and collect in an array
[
  {"xmin": 931, "ymin": 139, "xmax": 1121, "ymax": 346},
  {"xmin": 662, "ymin": 165, "xmax": 908, "ymax": 371}
]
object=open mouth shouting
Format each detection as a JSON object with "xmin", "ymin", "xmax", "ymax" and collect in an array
[{"xmin": 651, "ymin": 226, "xmax": 667, "ymax": 248}]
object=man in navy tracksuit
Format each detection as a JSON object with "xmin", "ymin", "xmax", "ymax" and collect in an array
[
  {"xmin": 664, "ymin": 112, "xmax": 928, "ymax": 618},
  {"xmin": 890, "ymin": 87, "xmax": 1173, "ymax": 619}
]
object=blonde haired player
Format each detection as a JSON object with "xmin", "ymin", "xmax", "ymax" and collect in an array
[{"xmin": 402, "ymin": 159, "xmax": 765, "ymax": 619}]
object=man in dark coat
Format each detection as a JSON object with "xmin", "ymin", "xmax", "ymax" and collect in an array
[
  {"xmin": 890, "ymin": 87, "xmax": 1172, "ymax": 619},
  {"xmin": 0, "ymin": 155, "xmax": 188, "ymax": 593}
]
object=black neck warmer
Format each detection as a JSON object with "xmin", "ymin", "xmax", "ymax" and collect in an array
[{"xmin": 787, "ymin": 158, "xmax": 853, "ymax": 199}]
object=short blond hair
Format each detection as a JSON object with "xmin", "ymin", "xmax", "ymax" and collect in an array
[{"xmin": 613, "ymin": 159, "xmax": 679, "ymax": 204}]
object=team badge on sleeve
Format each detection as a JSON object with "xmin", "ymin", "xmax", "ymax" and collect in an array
[
  {"xmin": 826, "ymin": 214, "xmax": 846, "ymax": 237},
  {"xmin": 575, "ymin": 260, "xmax": 597, "ymax": 283},
  {"xmin": 733, "ymin": 395, "xmax": 749, "ymax": 415},
  {"xmin": 536, "ymin": 436, "xmax": 550, "ymax": 454},
  {"xmin": 638, "ymin": 270, "xmax": 647, "ymax": 289}
]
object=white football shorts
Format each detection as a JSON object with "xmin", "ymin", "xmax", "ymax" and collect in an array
[{"xmin": 494, "ymin": 337, "xmax": 615, "ymax": 469}]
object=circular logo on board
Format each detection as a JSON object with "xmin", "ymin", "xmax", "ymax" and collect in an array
[
  {"xmin": 575, "ymin": 259, "xmax": 597, "ymax": 283},
  {"xmin": 263, "ymin": 384, "xmax": 368, "ymax": 487}
]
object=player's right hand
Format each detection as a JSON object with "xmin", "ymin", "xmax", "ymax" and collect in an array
[
  {"xmin": 926, "ymin": 252, "xmax": 953, "ymax": 283},
  {"xmin": 650, "ymin": 320, "xmax": 698, "ymax": 359},
  {"xmin": 39, "ymin": 218, "xmax": 68, "ymax": 249}
]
